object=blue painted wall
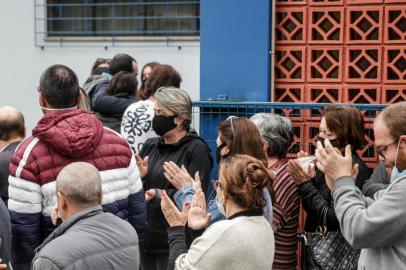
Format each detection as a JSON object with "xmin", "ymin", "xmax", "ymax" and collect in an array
[{"xmin": 200, "ymin": 0, "xmax": 271, "ymax": 101}]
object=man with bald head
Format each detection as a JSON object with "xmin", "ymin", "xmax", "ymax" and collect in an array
[
  {"xmin": 0, "ymin": 106, "xmax": 25, "ymax": 204},
  {"xmin": 32, "ymin": 162, "xmax": 139, "ymax": 270}
]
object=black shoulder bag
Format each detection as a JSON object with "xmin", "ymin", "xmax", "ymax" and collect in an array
[{"xmin": 298, "ymin": 206, "xmax": 360, "ymax": 270}]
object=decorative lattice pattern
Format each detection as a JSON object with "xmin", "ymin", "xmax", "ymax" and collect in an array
[
  {"xmin": 275, "ymin": 47, "xmax": 306, "ymax": 82},
  {"xmin": 346, "ymin": 7, "xmax": 382, "ymax": 44},
  {"xmin": 308, "ymin": 47, "xmax": 342, "ymax": 82},
  {"xmin": 276, "ymin": 8, "xmax": 306, "ymax": 44},
  {"xmin": 309, "ymin": 8, "xmax": 344, "ymax": 44},
  {"xmin": 273, "ymin": 1, "xmax": 406, "ymax": 167},
  {"xmin": 385, "ymin": 6, "xmax": 406, "ymax": 43},
  {"xmin": 383, "ymin": 85, "xmax": 406, "ymax": 103},
  {"xmin": 384, "ymin": 47, "xmax": 406, "ymax": 83},
  {"xmin": 345, "ymin": 47, "xmax": 381, "ymax": 82}
]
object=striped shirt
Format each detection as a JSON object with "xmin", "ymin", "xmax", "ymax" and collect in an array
[{"xmin": 269, "ymin": 159, "xmax": 300, "ymax": 270}]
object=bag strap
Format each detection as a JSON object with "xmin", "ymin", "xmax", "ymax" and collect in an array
[{"xmin": 316, "ymin": 206, "xmax": 328, "ymax": 235}]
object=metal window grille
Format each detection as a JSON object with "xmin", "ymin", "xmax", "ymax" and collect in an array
[{"xmin": 35, "ymin": 0, "xmax": 199, "ymax": 46}]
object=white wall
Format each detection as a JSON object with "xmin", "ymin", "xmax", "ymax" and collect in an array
[{"xmin": 0, "ymin": 1, "xmax": 200, "ymax": 133}]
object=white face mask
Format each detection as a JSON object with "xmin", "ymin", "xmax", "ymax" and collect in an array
[
  {"xmin": 215, "ymin": 193, "xmax": 226, "ymax": 216},
  {"xmin": 390, "ymin": 140, "xmax": 406, "ymax": 183}
]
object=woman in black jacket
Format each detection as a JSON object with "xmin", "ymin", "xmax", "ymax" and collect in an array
[
  {"xmin": 289, "ymin": 105, "xmax": 371, "ymax": 232},
  {"xmin": 135, "ymin": 87, "xmax": 212, "ymax": 270}
]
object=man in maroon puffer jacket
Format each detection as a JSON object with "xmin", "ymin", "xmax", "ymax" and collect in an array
[{"xmin": 8, "ymin": 64, "xmax": 146, "ymax": 270}]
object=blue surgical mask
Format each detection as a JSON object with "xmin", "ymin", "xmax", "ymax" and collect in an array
[
  {"xmin": 390, "ymin": 140, "xmax": 406, "ymax": 183},
  {"xmin": 215, "ymin": 194, "xmax": 226, "ymax": 217}
]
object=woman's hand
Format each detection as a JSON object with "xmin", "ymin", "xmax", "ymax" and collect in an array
[
  {"xmin": 161, "ymin": 190, "xmax": 190, "ymax": 227},
  {"xmin": 163, "ymin": 162, "xmax": 201, "ymax": 191},
  {"xmin": 288, "ymin": 158, "xmax": 316, "ymax": 185},
  {"xmin": 188, "ymin": 189, "xmax": 212, "ymax": 230},
  {"xmin": 0, "ymin": 264, "xmax": 7, "ymax": 269},
  {"xmin": 135, "ymin": 154, "xmax": 149, "ymax": 178},
  {"xmin": 297, "ymin": 150, "xmax": 309, "ymax": 159},
  {"xmin": 145, "ymin": 189, "xmax": 157, "ymax": 203}
]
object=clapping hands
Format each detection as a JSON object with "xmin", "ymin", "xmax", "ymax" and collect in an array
[{"xmin": 161, "ymin": 188, "xmax": 211, "ymax": 230}]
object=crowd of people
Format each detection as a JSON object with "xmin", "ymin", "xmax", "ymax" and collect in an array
[{"xmin": 0, "ymin": 53, "xmax": 405, "ymax": 270}]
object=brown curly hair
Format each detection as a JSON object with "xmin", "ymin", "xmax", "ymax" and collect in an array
[
  {"xmin": 219, "ymin": 155, "xmax": 274, "ymax": 209},
  {"xmin": 139, "ymin": 64, "xmax": 182, "ymax": 99}
]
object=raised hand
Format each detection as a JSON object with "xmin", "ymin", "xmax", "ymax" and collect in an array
[
  {"xmin": 145, "ymin": 189, "xmax": 157, "ymax": 203},
  {"xmin": 297, "ymin": 150, "xmax": 310, "ymax": 159},
  {"xmin": 288, "ymin": 159, "xmax": 316, "ymax": 185},
  {"xmin": 135, "ymin": 154, "xmax": 149, "ymax": 178},
  {"xmin": 316, "ymin": 139, "xmax": 353, "ymax": 192},
  {"xmin": 188, "ymin": 189, "xmax": 211, "ymax": 230},
  {"xmin": 161, "ymin": 190, "xmax": 190, "ymax": 227},
  {"xmin": 163, "ymin": 161, "xmax": 201, "ymax": 191}
]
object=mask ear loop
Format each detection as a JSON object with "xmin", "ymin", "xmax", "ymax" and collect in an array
[{"xmin": 394, "ymin": 139, "xmax": 401, "ymax": 170}]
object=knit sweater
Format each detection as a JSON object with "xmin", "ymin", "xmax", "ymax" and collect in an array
[{"xmin": 269, "ymin": 159, "xmax": 300, "ymax": 270}]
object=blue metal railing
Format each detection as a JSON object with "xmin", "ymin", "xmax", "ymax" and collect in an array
[
  {"xmin": 192, "ymin": 101, "xmax": 387, "ymax": 179},
  {"xmin": 34, "ymin": 0, "xmax": 200, "ymax": 47}
]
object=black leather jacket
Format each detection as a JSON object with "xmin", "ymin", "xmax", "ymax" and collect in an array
[{"xmin": 299, "ymin": 152, "xmax": 370, "ymax": 232}]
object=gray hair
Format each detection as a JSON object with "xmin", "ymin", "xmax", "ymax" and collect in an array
[
  {"xmin": 154, "ymin": 86, "xmax": 192, "ymax": 130},
  {"xmin": 250, "ymin": 113, "xmax": 294, "ymax": 158},
  {"xmin": 56, "ymin": 162, "xmax": 102, "ymax": 206}
]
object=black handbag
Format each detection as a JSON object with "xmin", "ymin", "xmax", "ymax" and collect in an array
[{"xmin": 298, "ymin": 207, "xmax": 360, "ymax": 270}]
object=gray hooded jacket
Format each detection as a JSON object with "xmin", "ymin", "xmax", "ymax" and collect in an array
[{"xmin": 32, "ymin": 205, "xmax": 139, "ymax": 270}]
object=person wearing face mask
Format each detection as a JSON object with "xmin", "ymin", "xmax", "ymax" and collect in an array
[
  {"xmin": 288, "ymin": 105, "xmax": 370, "ymax": 233},
  {"xmin": 121, "ymin": 64, "xmax": 182, "ymax": 155},
  {"xmin": 135, "ymin": 87, "xmax": 212, "ymax": 270},
  {"xmin": 164, "ymin": 116, "xmax": 274, "ymax": 226},
  {"xmin": 161, "ymin": 155, "xmax": 275, "ymax": 270},
  {"xmin": 315, "ymin": 101, "xmax": 406, "ymax": 270}
]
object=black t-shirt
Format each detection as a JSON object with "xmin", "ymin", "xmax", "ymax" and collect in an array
[{"xmin": 139, "ymin": 132, "xmax": 212, "ymax": 253}]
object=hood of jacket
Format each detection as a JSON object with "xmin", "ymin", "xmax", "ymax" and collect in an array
[
  {"xmin": 32, "ymin": 109, "xmax": 104, "ymax": 159},
  {"xmin": 156, "ymin": 129, "xmax": 210, "ymax": 150}
]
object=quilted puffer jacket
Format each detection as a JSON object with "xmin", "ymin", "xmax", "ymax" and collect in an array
[{"xmin": 8, "ymin": 109, "xmax": 146, "ymax": 270}]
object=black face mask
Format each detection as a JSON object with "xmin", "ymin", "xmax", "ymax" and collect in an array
[
  {"xmin": 216, "ymin": 143, "xmax": 227, "ymax": 164},
  {"xmin": 317, "ymin": 137, "xmax": 340, "ymax": 148},
  {"xmin": 152, "ymin": 114, "xmax": 177, "ymax": 136}
]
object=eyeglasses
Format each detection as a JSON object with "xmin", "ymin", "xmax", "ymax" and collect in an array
[{"xmin": 376, "ymin": 140, "xmax": 398, "ymax": 159}]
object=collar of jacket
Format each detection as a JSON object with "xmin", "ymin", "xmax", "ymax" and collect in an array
[
  {"xmin": 0, "ymin": 140, "xmax": 21, "ymax": 152},
  {"xmin": 34, "ymin": 205, "xmax": 103, "ymax": 255}
]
